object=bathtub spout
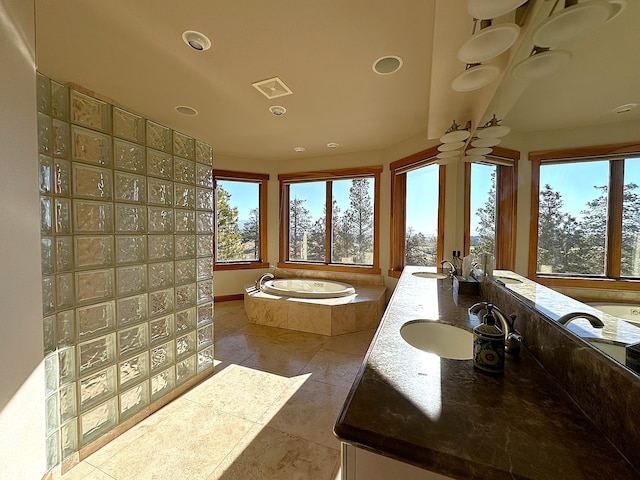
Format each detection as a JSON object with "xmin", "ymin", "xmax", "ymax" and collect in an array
[{"xmin": 256, "ymin": 272, "xmax": 275, "ymax": 290}]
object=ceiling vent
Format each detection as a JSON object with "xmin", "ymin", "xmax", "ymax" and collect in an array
[{"xmin": 252, "ymin": 76, "xmax": 293, "ymax": 99}]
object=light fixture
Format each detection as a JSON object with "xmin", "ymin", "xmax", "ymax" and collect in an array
[
  {"xmin": 532, "ymin": 0, "xmax": 612, "ymax": 48},
  {"xmin": 294, "ymin": 146, "xmax": 306, "ymax": 153},
  {"xmin": 463, "ymin": 155, "xmax": 487, "ymax": 163},
  {"xmin": 466, "ymin": 147, "xmax": 492, "ymax": 156},
  {"xmin": 476, "ymin": 114, "xmax": 510, "ymax": 139},
  {"xmin": 182, "ymin": 30, "xmax": 212, "ymax": 51},
  {"xmin": 439, "ymin": 120, "xmax": 471, "ymax": 143},
  {"xmin": 437, "ymin": 150, "xmax": 460, "ymax": 159},
  {"xmin": 327, "ymin": 142, "xmax": 340, "ymax": 149},
  {"xmin": 471, "ymin": 137, "xmax": 500, "ymax": 148},
  {"xmin": 612, "ymin": 103, "xmax": 638, "ymax": 114},
  {"xmin": 269, "ymin": 105, "xmax": 286, "ymax": 116},
  {"xmin": 458, "ymin": 21, "xmax": 520, "ymax": 64},
  {"xmin": 372, "ymin": 56, "xmax": 403, "ymax": 75},
  {"xmin": 436, "ymin": 157, "xmax": 458, "ymax": 166},
  {"xmin": 512, "ymin": 47, "xmax": 572, "ymax": 79},
  {"xmin": 175, "ymin": 105, "xmax": 198, "ymax": 116},
  {"xmin": 467, "ymin": 0, "xmax": 528, "ymax": 20},
  {"xmin": 438, "ymin": 141, "xmax": 465, "ymax": 152},
  {"xmin": 451, "ymin": 63, "xmax": 500, "ymax": 92}
]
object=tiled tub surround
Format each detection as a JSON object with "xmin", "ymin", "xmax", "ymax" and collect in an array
[
  {"xmin": 37, "ymin": 74, "xmax": 215, "ymax": 474},
  {"xmin": 334, "ymin": 267, "xmax": 639, "ymax": 479}
]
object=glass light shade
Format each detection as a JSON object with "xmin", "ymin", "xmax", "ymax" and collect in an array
[
  {"xmin": 437, "ymin": 157, "xmax": 458, "ymax": 165},
  {"xmin": 437, "ymin": 150, "xmax": 461, "ymax": 159},
  {"xmin": 532, "ymin": 1, "xmax": 612, "ymax": 48},
  {"xmin": 451, "ymin": 64, "xmax": 500, "ymax": 92},
  {"xmin": 512, "ymin": 49, "xmax": 572, "ymax": 79},
  {"xmin": 477, "ymin": 124, "xmax": 510, "ymax": 139},
  {"xmin": 467, "ymin": 0, "xmax": 528, "ymax": 19},
  {"xmin": 463, "ymin": 155, "xmax": 486, "ymax": 163},
  {"xmin": 458, "ymin": 24, "xmax": 520, "ymax": 64},
  {"xmin": 466, "ymin": 147, "xmax": 492, "ymax": 156},
  {"xmin": 440, "ymin": 121, "xmax": 471, "ymax": 143},
  {"xmin": 471, "ymin": 137, "xmax": 500, "ymax": 148},
  {"xmin": 438, "ymin": 141, "xmax": 465, "ymax": 152}
]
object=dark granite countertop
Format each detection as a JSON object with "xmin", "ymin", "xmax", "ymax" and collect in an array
[{"xmin": 334, "ymin": 266, "xmax": 639, "ymax": 479}]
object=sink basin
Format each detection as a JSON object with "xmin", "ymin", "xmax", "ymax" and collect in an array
[
  {"xmin": 412, "ymin": 272, "xmax": 448, "ymax": 280},
  {"xmin": 400, "ymin": 321, "xmax": 473, "ymax": 359},
  {"xmin": 587, "ymin": 339, "xmax": 627, "ymax": 364},
  {"xmin": 495, "ymin": 276, "xmax": 523, "ymax": 285}
]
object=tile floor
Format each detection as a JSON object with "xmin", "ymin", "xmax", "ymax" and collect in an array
[{"xmin": 60, "ymin": 300, "xmax": 377, "ymax": 480}]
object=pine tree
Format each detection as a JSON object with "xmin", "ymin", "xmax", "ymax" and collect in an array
[
  {"xmin": 215, "ymin": 186, "xmax": 244, "ymax": 261},
  {"xmin": 241, "ymin": 208, "xmax": 260, "ymax": 259},
  {"xmin": 289, "ymin": 197, "xmax": 312, "ymax": 260},
  {"xmin": 343, "ymin": 178, "xmax": 374, "ymax": 264},
  {"xmin": 405, "ymin": 227, "xmax": 437, "ymax": 266},
  {"xmin": 474, "ymin": 170, "xmax": 496, "ymax": 256}
]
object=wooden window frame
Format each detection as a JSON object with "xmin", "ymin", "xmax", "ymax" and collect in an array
[
  {"xmin": 278, "ymin": 166, "xmax": 382, "ymax": 274},
  {"xmin": 214, "ymin": 169, "xmax": 269, "ymax": 270},
  {"xmin": 528, "ymin": 142, "xmax": 640, "ymax": 290},
  {"xmin": 389, "ymin": 147, "xmax": 444, "ymax": 278}
]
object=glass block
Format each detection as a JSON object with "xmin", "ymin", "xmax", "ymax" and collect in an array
[
  {"xmin": 197, "ymin": 302, "xmax": 213, "ymax": 327},
  {"xmin": 74, "ymin": 200, "xmax": 113, "ymax": 233},
  {"xmin": 149, "ymin": 261, "xmax": 174, "ymax": 290},
  {"xmin": 176, "ymin": 331, "xmax": 196, "ymax": 361},
  {"xmin": 77, "ymin": 301, "xmax": 115, "ymax": 341},
  {"xmin": 56, "ymin": 272, "xmax": 75, "ymax": 309},
  {"xmin": 55, "ymin": 198, "xmax": 72, "ymax": 234},
  {"xmin": 53, "ymin": 158, "xmax": 71, "ymax": 196},
  {"xmin": 148, "ymin": 207, "xmax": 173, "ymax": 233},
  {"xmin": 42, "ymin": 276, "xmax": 55, "ymax": 316},
  {"xmin": 146, "ymin": 121, "xmax": 172, "ymax": 152},
  {"xmin": 51, "ymin": 80, "xmax": 69, "ymax": 121},
  {"xmin": 72, "ymin": 125, "xmax": 112, "ymax": 166},
  {"xmin": 115, "ymin": 235, "xmax": 146, "ymax": 265},
  {"xmin": 173, "ymin": 131, "xmax": 195, "ymax": 159},
  {"xmin": 114, "ymin": 138, "xmax": 145, "ymax": 173},
  {"xmin": 59, "ymin": 381, "xmax": 77, "ymax": 423},
  {"xmin": 73, "ymin": 163, "xmax": 112, "ymax": 200},
  {"xmin": 38, "ymin": 112, "xmax": 52, "ymax": 154},
  {"xmin": 60, "ymin": 420, "xmax": 78, "ymax": 460},
  {"xmin": 119, "ymin": 351, "xmax": 149, "ymax": 388},
  {"xmin": 147, "ymin": 148, "xmax": 173, "ymax": 179},
  {"xmin": 196, "ymin": 164, "xmax": 213, "ymax": 188},
  {"xmin": 198, "ymin": 324, "xmax": 213, "ymax": 350},
  {"xmin": 57, "ymin": 310, "xmax": 75, "ymax": 347},
  {"xmin": 115, "ymin": 204, "xmax": 147, "ymax": 233},
  {"xmin": 44, "ymin": 352, "xmax": 58, "ymax": 394},
  {"xmin": 196, "ymin": 187, "xmax": 214, "ymax": 211},
  {"xmin": 118, "ymin": 323, "xmax": 148, "ymax": 359},
  {"xmin": 175, "ymin": 259, "xmax": 196, "ymax": 285},
  {"xmin": 115, "ymin": 171, "xmax": 146, "ymax": 204},
  {"xmin": 58, "ymin": 347, "xmax": 76, "ymax": 385},
  {"xmin": 147, "ymin": 178, "xmax": 173, "ymax": 206},
  {"xmin": 116, "ymin": 264, "xmax": 147, "ymax": 296},
  {"xmin": 175, "ymin": 235, "xmax": 195, "ymax": 260},
  {"xmin": 175, "ymin": 283, "xmax": 196, "ymax": 310},
  {"xmin": 196, "ymin": 211, "xmax": 214, "ymax": 234},
  {"xmin": 175, "ymin": 209, "xmax": 195, "ymax": 233},
  {"xmin": 197, "ymin": 279, "xmax": 214, "ymax": 304},
  {"xmin": 150, "ymin": 314, "xmax": 174, "ymax": 346},
  {"xmin": 52, "ymin": 119, "xmax": 70, "ymax": 159},
  {"xmin": 174, "ymin": 157, "xmax": 195, "ymax": 184},
  {"xmin": 195, "ymin": 140, "xmax": 213, "ymax": 166},
  {"xmin": 148, "ymin": 235, "xmax": 173, "ymax": 262},
  {"xmin": 75, "ymin": 236, "xmax": 114, "ymax": 269},
  {"xmin": 39, "ymin": 155, "xmax": 52, "ymax": 194},
  {"xmin": 150, "ymin": 288, "xmax": 174, "ymax": 318},
  {"xmin": 41, "ymin": 196, "xmax": 53, "ymax": 234},
  {"xmin": 151, "ymin": 340, "xmax": 175, "ymax": 372},
  {"xmin": 197, "ymin": 256, "xmax": 213, "ymax": 280},
  {"xmin": 46, "ymin": 430, "xmax": 60, "ymax": 472},
  {"xmin": 78, "ymin": 333, "xmax": 116, "ymax": 376},
  {"xmin": 197, "ymin": 234, "xmax": 213, "ymax": 257},
  {"xmin": 116, "ymin": 294, "xmax": 148, "ymax": 327},
  {"xmin": 80, "ymin": 396, "xmax": 118, "ymax": 447},
  {"xmin": 79, "ymin": 365, "xmax": 117, "ymax": 412},
  {"xmin": 43, "ymin": 315, "xmax": 56, "ymax": 356},
  {"xmin": 113, "ymin": 107, "xmax": 144, "ymax": 143},
  {"xmin": 175, "ymin": 307, "xmax": 196, "ymax": 334},
  {"xmin": 55, "ymin": 236, "xmax": 74, "ymax": 272},
  {"xmin": 151, "ymin": 367, "xmax": 175, "ymax": 401},
  {"xmin": 42, "ymin": 237, "xmax": 54, "ymax": 275},
  {"xmin": 174, "ymin": 183, "xmax": 195, "ymax": 208},
  {"xmin": 120, "ymin": 380, "xmax": 149, "ymax": 421},
  {"xmin": 37, "ymin": 72, "xmax": 51, "ymax": 113},
  {"xmin": 75, "ymin": 268, "xmax": 114, "ymax": 305},
  {"xmin": 71, "ymin": 90, "xmax": 111, "ymax": 133},
  {"xmin": 198, "ymin": 346, "xmax": 214, "ymax": 372},
  {"xmin": 176, "ymin": 355, "xmax": 196, "ymax": 385}
]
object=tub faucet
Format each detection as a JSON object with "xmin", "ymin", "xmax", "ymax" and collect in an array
[
  {"xmin": 557, "ymin": 312, "xmax": 605, "ymax": 328},
  {"xmin": 255, "ymin": 272, "xmax": 274, "ymax": 290},
  {"xmin": 469, "ymin": 301, "xmax": 523, "ymax": 356},
  {"xmin": 440, "ymin": 260, "xmax": 457, "ymax": 276}
]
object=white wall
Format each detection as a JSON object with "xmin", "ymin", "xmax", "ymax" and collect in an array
[{"xmin": 0, "ymin": 0, "xmax": 47, "ymax": 477}]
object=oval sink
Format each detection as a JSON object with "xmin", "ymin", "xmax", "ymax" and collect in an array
[
  {"xmin": 400, "ymin": 321, "xmax": 473, "ymax": 359},
  {"xmin": 495, "ymin": 276, "xmax": 522, "ymax": 285},
  {"xmin": 412, "ymin": 272, "xmax": 448, "ymax": 280}
]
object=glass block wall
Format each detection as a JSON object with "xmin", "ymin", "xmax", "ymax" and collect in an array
[{"xmin": 36, "ymin": 73, "xmax": 215, "ymax": 470}]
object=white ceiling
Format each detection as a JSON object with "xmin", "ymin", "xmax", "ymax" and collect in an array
[{"xmin": 34, "ymin": 0, "xmax": 639, "ymax": 161}]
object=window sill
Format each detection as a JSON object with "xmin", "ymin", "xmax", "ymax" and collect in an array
[
  {"xmin": 277, "ymin": 261, "xmax": 381, "ymax": 275},
  {"xmin": 215, "ymin": 262, "xmax": 270, "ymax": 271},
  {"xmin": 533, "ymin": 274, "xmax": 640, "ymax": 291}
]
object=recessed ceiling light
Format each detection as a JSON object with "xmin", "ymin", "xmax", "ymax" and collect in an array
[
  {"xmin": 372, "ymin": 56, "xmax": 403, "ymax": 75},
  {"xmin": 182, "ymin": 30, "xmax": 211, "ymax": 51},
  {"xmin": 327, "ymin": 142, "xmax": 340, "ymax": 149},
  {"xmin": 269, "ymin": 105, "xmax": 286, "ymax": 116},
  {"xmin": 294, "ymin": 146, "xmax": 306, "ymax": 153},
  {"xmin": 175, "ymin": 105, "xmax": 198, "ymax": 116},
  {"xmin": 612, "ymin": 103, "xmax": 638, "ymax": 114}
]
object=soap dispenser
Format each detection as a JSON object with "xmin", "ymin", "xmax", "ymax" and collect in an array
[{"xmin": 473, "ymin": 303, "xmax": 505, "ymax": 375}]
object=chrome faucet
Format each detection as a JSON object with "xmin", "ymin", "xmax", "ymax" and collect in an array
[
  {"xmin": 469, "ymin": 301, "xmax": 523, "ymax": 356},
  {"xmin": 557, "ymin": 312, "xmax": 605, "ymax": 328},
  {"xmin": 440, "ymin": 260, "xmax": 457, "ymax": 276},
  {"xmin": 255, "ymin": 272, "xmax": 274, "ymax": 290}
]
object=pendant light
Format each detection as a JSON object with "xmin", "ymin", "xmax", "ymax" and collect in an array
[
  {"xmin": 471, "ymin": 137, "xmax": 500, "ymax": 148},
  {"xmin": 467, "ymin": 0, "xmax": 528, "ymax": 20},
  {"xmin": 451, "ymin": 63, "xmax": 500, "ymax": 92},
  {"xmin": 439, "ymin": 120, "xmax": 471, "ymax": 143},
  {"xmin": 458, "ymin": 20, "xmax": 521, "ymax": 64},
  {"xmin": 438, "ymin": 141, "xmax": 466, "ymax": 152},
  {"xmin": 512, "ymin": 47, "xmax": 572, "ymax": 79},
  {"xmin": 477, "ymin": 115, "xmax": 510, "ymax": 139},
  {"xmin": 466, "ymin": 147, "xmax": 493, "ymax": 156}
]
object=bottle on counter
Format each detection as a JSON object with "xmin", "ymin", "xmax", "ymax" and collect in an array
[{"xmin": 473, "ymin": 304, "xmax": 505, "ymax": 375}]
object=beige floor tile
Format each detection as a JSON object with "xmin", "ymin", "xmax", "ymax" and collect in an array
[
  {"xmin": 213, "ymin": 330, "xmax": 274, "ymax": 364},
  {"xmin": 302, "ymin": 349, "xmax": 365, "ymax": 389},
  {"xmin": 58, "ymin": 462, "xmax": 115, "ymax": 480},
  {"xmin": 241, "ymin": 340, "xmax": 324, "ymax": 377},
  {"xmin": 323, "ymin": 329, "xmax": 377, "ymax": 356}
]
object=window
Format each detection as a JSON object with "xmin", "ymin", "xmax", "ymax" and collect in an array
[
  {"xmin": 529, "ymin": 143, "xmax": 640, "ymax": 287},
  {"xmin": 278, "ymin": 166, "xmax": 381, "ymax": 273},
  {"xmin": 214, "ymin": 170, "xmax": 269, "ymax": 270},
  {"xmin": 389, "ymin": 148, "xmax": 444, "ymax": 277}
]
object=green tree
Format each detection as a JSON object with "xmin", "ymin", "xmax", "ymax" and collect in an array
[
  {"xmin": 474, "ymin": 170, "xmax": 496, "ymax": 257},
  {"xmin": 289, "ymin": 197, "xmax": 312, "ymax": 260},
  {"xmin": 342, "ymin": 178, "xmax": 374, "ymax": 264},
  {"xmin": 241, "ymin": 208, "xmax": 260, "ymax": 259},
  {"xmin": 215, "ymin": 186, "xmax": 243, "ymax": 261},
  {"xmin": 621, "ymin": 182, "xmax": 640, "ymax": 276},
  {"xmin": 405, "ymin": 227, "xmax": 437, "ymax": 266}
]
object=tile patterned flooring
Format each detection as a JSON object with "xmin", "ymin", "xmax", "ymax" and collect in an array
[{"xmin": 60, "ymin": 300, "xmax": 376, "ymax": 480}]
